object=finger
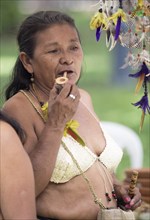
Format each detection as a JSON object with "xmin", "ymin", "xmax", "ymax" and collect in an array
[
  {"xmin": 68, "ymin": 93, "xmax": 76, "ymax": 101},
  {"xmin": 117, "ymin": 185, "xmax": 131, "ymax": 204},
  {"xmin": 58, "ymin": 83, "xmax": 72, "ymax": 99},
  {"xmin": 123, "ymin": 195, "xmax": 131, "ymax": 204},
  {"xmin": 128, "ymin": 186, "xmax": 140, "ymax": 202},
  {"xmin": 68, "ymin": 93, "xmax": 80, "ymax": 102},
  {"xmin": 65, "ymin": 84, "xmax": 80, "ymax": 102},
  {"xmin": 49, "ymin": 86, "xmax": 58, "ymax": 100},
  {"xmin": 131, "ymin": 199, "xmax": 142, "ymax": 210},
  {"xmin": 68, "ymin": 92, "xmax": 80, "ymax": 104},
  {"xmin": 55, "ymin": 84, "xmax": 63, "ymax": 94},
  {"xmin": 129, "ymin": 190, "xmax": 141, "ymax": 207},
  {"xmin": 69, "ymin": 84, "xmax": 79, "ymax": 94}
]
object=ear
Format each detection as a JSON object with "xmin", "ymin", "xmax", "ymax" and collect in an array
[{"xmin": 19, "ymin": 52, "xmax": 33, "ymax": 74}]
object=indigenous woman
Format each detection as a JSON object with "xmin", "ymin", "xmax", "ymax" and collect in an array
[{"xmin": 3, "ymin": 11, "xmax": 141, "ymax": 220}]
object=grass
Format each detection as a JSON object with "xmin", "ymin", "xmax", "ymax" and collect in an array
[{"xmin": 0, "ymin": 11, "xmax": 149, "ymax": 180}]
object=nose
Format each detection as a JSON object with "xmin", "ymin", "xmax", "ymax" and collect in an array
[{"xmin": 59, "ymin": 54, "xmax": 73, "ymax": 65}]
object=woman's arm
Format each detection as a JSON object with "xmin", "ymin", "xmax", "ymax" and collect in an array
[{"xmin": 0, "ymin": 121, "xmax": 37, "ymax": 220}]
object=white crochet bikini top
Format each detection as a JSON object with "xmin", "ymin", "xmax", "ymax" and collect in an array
[
  {"xmin": 50, "ymin": 126, "xmax": 123, "ymax": 183},
  {"xmin": 20, "ymin": 90, "xmax": 123, "ymax": 184}
]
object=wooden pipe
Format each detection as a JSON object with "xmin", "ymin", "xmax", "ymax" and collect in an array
[{"xmin": 55, "ymin": 72, "xmax": 68, "ymax": 84}]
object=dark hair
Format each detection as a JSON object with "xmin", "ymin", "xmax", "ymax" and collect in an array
[
  {"xmin": 5, "ymin": 11, "xmax": 80, "ymax": 100},
  {"xmin": 0, "ymin": 111, "xmax": 25, "ymax": 143}
]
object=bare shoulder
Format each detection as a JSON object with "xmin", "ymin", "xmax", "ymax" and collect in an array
[
  {"xmin": 0, "ymin": 120, "xmax": 33, "ymax": 172},
  {"xmin": 79, "ymin": 88, "xmax": 92, "ymax": 106},
  {"xmin": 3, "ymin": 91, "xmax": 31, "ymax": 119},
  {"xmin": 1, "ymin": 120, "xmax": 16, "ymax": 140},
  {"xmin": 2, "ymin": 91, "xmax": 37, "ymax": 130},
  {"xmin": 2, "ymin": 91, "xmax": 38, "ymax": 152},
  {"xmin": 0, "ymin": 120, "xmax": 24, "ymax": 154},
  {"xmin": 79, "ymin": 88, "xmax": 100, "ymax": 121},
  {"xmin": 79, "ymin": 88, "xmax": 95, "ymax": 112}
]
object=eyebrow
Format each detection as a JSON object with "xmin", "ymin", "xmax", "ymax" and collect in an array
[{"xmin": 44, "ymin": 38, "xmax": 80, "ymax": 47}]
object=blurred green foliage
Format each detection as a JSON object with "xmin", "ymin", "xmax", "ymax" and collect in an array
[{"xmin": 0, "ymin": 0, "xmax": 22, "ymax": 36}]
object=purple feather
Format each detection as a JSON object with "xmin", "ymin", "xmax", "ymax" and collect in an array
[
  {"xmin": 115, "ymin": 16, "xmax": 121, "ymax": 41},
  {"xmin": 133, "ymin": 94, "xmax": 150, "ymax": 114},
  {"xmin": 129, "ymin": 62, "xmax": 150, "ymax": 82},
  {"xmin": 96, "ymin": 26, "xmax": 101, "ymax": 41}
]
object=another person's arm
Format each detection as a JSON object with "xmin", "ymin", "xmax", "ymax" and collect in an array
[{"xmin": 0, "ymin": 121, "xmax": 37, "ymax": 220}]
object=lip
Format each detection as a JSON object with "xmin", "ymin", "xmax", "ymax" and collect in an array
[{"xmin": 56, "ymin": 69, "xmax": 75, "ymax": 77}]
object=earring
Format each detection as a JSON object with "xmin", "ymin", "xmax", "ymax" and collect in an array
[{"xmin": 30, "ymin": 73, "xmax": 34, "ymax": 83}]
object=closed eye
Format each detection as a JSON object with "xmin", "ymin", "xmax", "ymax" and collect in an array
[
  {"xmin": 48, "ymin": 49, "xmax": 59, "ymax": 53},
  {"xmin": 70, "ymin": 45, "xmax": 79, "ymax": 51}
]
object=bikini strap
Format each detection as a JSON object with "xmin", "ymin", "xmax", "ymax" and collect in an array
[{"xmin": 80, "ymin": 100, "xmax": 100, "ymax": 123}]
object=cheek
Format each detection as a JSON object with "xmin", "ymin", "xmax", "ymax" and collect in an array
[
  {"xmin": 43, "ymin": 69, "xmax": 55, "ymax": 82},
  {"xmin": 35, "ymin": 61, "xmax": 55, "ymax": 83},
  {"xmin": 41, "ymin": 74, "xmax": 55, "ymax": 89},
  {"xmin": 78, "ymin": 51, "xmax": 83, "ymax": 64},
  {"xmin": 77, "ymin": 54, "xmax": 83, "ymax": 69}
]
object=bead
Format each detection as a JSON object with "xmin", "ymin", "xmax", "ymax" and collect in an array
[
  {"xmin": 105, "ymin": 193, "xmax": 111, "ymax": 202},
  {"xmin": 30, "ymin": 77, "xmax": 34, "ymax": 82},
  {"xmin": 112, "ymin": 190, "xmax": 117, "ymax": 200},
  {"xmin": 40, "ymin": 101, "xmax": 44, "ymax": 107}
]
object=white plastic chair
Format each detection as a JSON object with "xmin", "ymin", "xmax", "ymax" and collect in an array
[{"xmin": 101, "ymin": 121, "xmax": 143, "ymax": 168}]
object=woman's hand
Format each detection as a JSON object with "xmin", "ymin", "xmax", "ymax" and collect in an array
[
  {"xmin": 115, "ymin": 184, "xmax": 142, "ymax": 211},
  {"xmin": 47, "ymin": 83, "xmax": 80, "ymax": 129}
]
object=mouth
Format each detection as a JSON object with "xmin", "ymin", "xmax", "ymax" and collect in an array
[
  {"xmin": 57, "ymin": 70, "xmax": 74, "ymax": 78},
  {"xmin": 55, "ymin": 70, "xmax": 77, "ymax": 85}
]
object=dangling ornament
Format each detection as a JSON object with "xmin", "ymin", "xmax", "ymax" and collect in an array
[
  {"xmin": 129, "ymin": 62, "xmax": 150, "ymax": 130},
  {"xmin": 90, "ymin": 8, "xmax": 108, "ymax": 41},
  {"xmin": 108, "ymin": 7, "xmax": 127, "ymax": 41},
  {"xmin": 89, "ymin": 0, "xmax": 150, "ymax": 129},
  {"xmin": 132, "ymin": 88, "xmax": 150, "ymax": 131}
]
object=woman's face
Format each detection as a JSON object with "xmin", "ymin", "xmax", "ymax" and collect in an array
[{"xmin": 28, "ymin": 24, "xmax": 83, "ymax": 89}]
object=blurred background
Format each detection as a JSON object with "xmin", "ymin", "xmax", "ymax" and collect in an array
[{"xmin": 0, "ymin": 0, "xmax": 149, "ymax": 180}]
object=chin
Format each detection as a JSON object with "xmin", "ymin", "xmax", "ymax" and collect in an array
[
  {"xmin": 69, "ymin": 79, "xmax": 77, "ymax": 85},
  {"xmin": 69, "ymin": 76, "xmax": 79, "ymax": 85}
]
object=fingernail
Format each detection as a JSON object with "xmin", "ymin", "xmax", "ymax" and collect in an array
[
  {"xmin": 125, "ymin": 204, "xmax": 131, "ymax": 209},
  {"xmin": 130, "ymin": 201, "xmax": 134, "ymax": 206},
  {"xmin": 124, "ymin": 197, "xmax": 130, "ymax": 203}
]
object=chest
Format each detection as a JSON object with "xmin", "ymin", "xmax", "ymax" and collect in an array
[
  {"xmin": 31, "ymin": 100, "xmax": 106, "ymax": 156},
  {"xmin": 72, "ymin": 103, "xmax": 106, "ymax": 155}
]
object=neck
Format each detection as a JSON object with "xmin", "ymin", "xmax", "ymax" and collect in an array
[
  {"xmin": 30, "ymin": 82, "xmax": 50, "ymax": 106},
  {"xmin": 34, "ymin": 81, "xmax": 50, "ymax": 97}
]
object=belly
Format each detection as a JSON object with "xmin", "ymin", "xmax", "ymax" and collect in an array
[{"xmin": 36, "ymin": 161, "xmax": 117, "ymax": 220}]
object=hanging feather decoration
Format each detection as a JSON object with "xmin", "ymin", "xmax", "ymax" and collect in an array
[
  {"xmin": 90, "ymin": 8, "xmax": 108, "ymax": 41},
  {"xmin": 89, "ymin": 0, "xmax": 150, "ymax": 129}
]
